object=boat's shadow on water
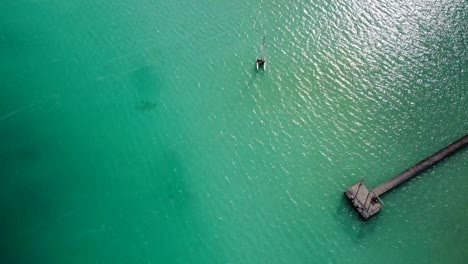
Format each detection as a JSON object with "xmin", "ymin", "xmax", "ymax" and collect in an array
[{"xmin": 334, "ymin": 195, "xmax": 380, "ymax": 241}]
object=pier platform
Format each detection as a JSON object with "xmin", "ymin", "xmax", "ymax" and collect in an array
[{"xmin": 345, "ymin": 180, "xmax": 382, "ymax": 219}]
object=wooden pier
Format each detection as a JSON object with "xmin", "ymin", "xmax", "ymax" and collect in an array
[{"xmin": 345, "ymin": 134, "xmax": 468, "ymax": 220}]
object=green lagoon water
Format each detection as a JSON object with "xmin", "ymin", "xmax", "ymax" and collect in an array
[{"xmin": 1, "ymin": 0, "xmax": 467, "ymax": 263}]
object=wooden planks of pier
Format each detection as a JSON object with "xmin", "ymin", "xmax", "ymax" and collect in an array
[
  {"xmin": 345, "ymin": 180, "xmax": 382, "ymax": 219},
  {"xmin": 345, "ymin": 134, "xmax": 468, "ymax": 220}
]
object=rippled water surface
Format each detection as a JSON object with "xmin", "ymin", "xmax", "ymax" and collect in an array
[{"xmin": 1, "ymin": 0, "xmax": 467, "ymax": 263}]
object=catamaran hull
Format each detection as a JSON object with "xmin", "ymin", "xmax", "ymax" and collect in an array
[{"xmin": 256, "ymin": 63, "xmax": 266, "ymax": 71}]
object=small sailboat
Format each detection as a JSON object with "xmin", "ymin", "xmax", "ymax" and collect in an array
[{"xmin": 256, "ymin": 37, "xmax": 266, "ymax": 71}]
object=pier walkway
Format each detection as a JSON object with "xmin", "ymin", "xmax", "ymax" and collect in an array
[{"xmin": 345, "ymin": 134, "xmax": 468, "ymax": 220}]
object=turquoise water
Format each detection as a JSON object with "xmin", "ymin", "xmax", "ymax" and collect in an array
[{"xmin": 1, "ymin": 0, "xmax": 467, "ymax": 263}]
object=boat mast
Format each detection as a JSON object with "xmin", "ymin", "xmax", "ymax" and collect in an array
[{"xmin": 261, "ymin": 36, "xmax": 266, "ymax": 60}]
